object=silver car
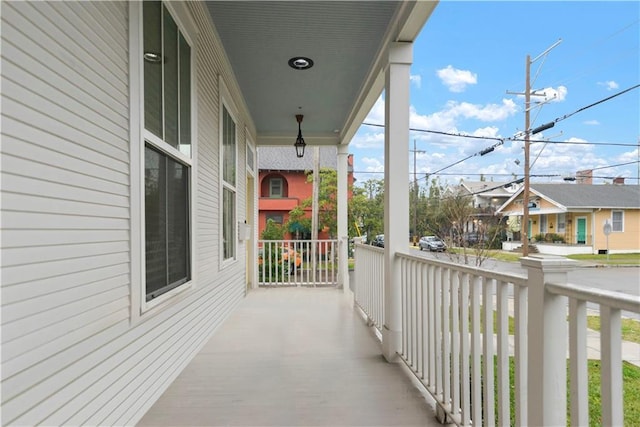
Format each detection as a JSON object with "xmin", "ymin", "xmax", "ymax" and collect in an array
[{"xmin": 418, "ymin": 235, "xmax": 446, "ymax": 252}]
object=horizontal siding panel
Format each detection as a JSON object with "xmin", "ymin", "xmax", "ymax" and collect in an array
[
  {"xmin": 2, "ymin": 76, "xmax": 128, "ymax": 148},
  {"xmin": 1, "ymin": 211, "xmax": 128, "ymax": 230},
  {"xmin": 1, "ymin": 298, "xmax": 129, "ymax": 364},
  {"xmin": 2, "ymin": 272, "xmax": 130, "ymax": 324},
  {"xmin": 2, "ymin": 241, "xmax": 129, "ymax": 269},
  {"xmin": 1, "ymin": 193, "xmax": 129, "ymax": 221},
  {"xmin": 1, "ymin": 318, "xmax": 130, "ymax": 381},
  {"xmin": 1, "ymin": 229, "xmax": 130, "ymax": 249},
  {"xmin": 2, "ymin": 115, "xmax": 129, "ymax": 176},
  {"xmin": 4, "ymin": 2, "xmax": 128, "ymax": 97},
  {"xmin": 2, "ymin": 61, "xmax": 128, "ymax": 143},
  {"xmin": 2, "ymin": 131, "xmax": 129, "ymax": 184},
  {"xmin": 1, "ymin": 173, "xmax": 129, "ymax": 208},
  {"xmin": 0, "ymin": 11, "xmax": 128, "ymax": 118},
  {"xmin": 2, "ymin": 98, "xmax": 128, "ymax": 164},
  {"xmin": 2, "ymin": 285, "xmax": 129, "ymax": 345},
  {"xmin": 1, "ymin": 252, "xmax": 129, "ymax": 287},
  {"xmin": 0, "ymin": 34, "xmax": 128, "ymax": 129},
  {"xmin": 1, "ymin": 263, "xmax": 129, "ymax": 304},
  {"xmin": 49, "ymin": 1, "xmax": 129, "ymax": 77},
  {"xmin": 2, "ymin": 153, "xmax": 128, "ymax": 199},
  {"xmin": 76, "ymin": 1, "xmax": 128, "ymax": 48}
]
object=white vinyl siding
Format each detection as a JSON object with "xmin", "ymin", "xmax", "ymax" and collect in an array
[{"xmin": 1, "ymin": 1, "xmax": 249, "ymax": 426}]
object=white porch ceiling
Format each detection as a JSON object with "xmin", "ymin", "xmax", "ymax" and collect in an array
[{"xmin": 204, "ymin": 1, "xmax": 437, "ymax": 146}]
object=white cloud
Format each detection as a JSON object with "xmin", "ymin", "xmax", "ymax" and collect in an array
[
  {"xmin": 410, "ymin": 74, "xmax": 422, "ymax": 89},
  {"xmin": 598, "ymin": 80, "xmax": 619, "ymax": 91},
  {"xmin": 361, "ymin": 157, "xmax": 384, "ymax": 172},
  {"xmin": 583, "ymin": 119, "xmax": 600, "ymax": 126},
  {"xmin": 446, "ymin": 99, "xmax": 519, "ymax": 121},
  {"xmin": 350, "ymin": 131, "xmax": 384, "ymax": 149},
  {"xmin": 436, "ymin": 65, "xmax": 477, "ymax": 93},
  {"xmin": 537, "ymin": 86, "xmax": 567, "ymax": 103}
]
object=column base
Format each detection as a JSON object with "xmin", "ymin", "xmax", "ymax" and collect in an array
[{"xmin": 382, "ymin": 325, "xmax": 401, "ymax": 363}]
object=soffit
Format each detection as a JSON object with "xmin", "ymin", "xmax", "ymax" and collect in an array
[{"xmin": 205, "ymin": 1, "xmax": 436, "ymax": 146}]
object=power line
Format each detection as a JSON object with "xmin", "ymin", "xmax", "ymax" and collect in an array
[{"xmin": 362, "ymin": 122, "xmax": 504, "ymax": 142}]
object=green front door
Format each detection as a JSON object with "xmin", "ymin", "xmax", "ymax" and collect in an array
[{"xmin": 577, "ymin": 218, "xmax": 586, "ymax": 244}]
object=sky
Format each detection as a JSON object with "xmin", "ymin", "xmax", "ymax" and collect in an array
[{"xmin": 349, "ymin": 1, "xmax": 640, "ymax": 189}]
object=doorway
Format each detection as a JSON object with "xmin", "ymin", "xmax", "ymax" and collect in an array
[{"xmin": 576, "ymin": 217, "xmax": 586, "ymax": 244}]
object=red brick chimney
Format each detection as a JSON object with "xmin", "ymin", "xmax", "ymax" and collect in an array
[
  {"xmin": 576, "ymin": 169, "xmax": 593, "ymax": 184},
  {"xmin": 613, "ymin": 177, "xmax": 625, "ymax": 185}
]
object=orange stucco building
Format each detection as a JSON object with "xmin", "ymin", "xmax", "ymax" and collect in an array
[{"xmin": 258, "ymin": 146, "xmax": 354, "ymax": 239}]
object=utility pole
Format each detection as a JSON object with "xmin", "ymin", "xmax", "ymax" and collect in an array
[
  {"xmin": 508, "ymin": 40, "xmax": 561, "ymax": 257},
  {"xmin": 410, "ymin": 139, "xmax": 425, "ymax": 244},
  {"xmin": 522, "ymin": 55, "xmax": 531, "ymax": 256}
]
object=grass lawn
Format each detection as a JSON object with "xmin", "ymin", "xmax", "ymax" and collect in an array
[
  {"xmin": 567, "ymin": 253, "xmax": 640, "ymax": 265},
  {"xmin": 586, "ymin": 316, "xmax": 640, "ymax": 344},
  {"xmin": 494, "ymin": 357, "xmax": 640, "ymax": 426}
]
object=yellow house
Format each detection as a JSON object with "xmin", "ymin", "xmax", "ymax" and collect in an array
[{"xmin": 497, "ymin": 183, "xmax": 640, "ymax": 255}]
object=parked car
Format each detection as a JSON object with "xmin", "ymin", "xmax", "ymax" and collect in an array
[
  {"xmin": 371, "ymin": 234, "xmax": 384, "ymax": 248},
  {"xmin": 418, "ymin": 235, "xmax": 446, "ymax": 252}
]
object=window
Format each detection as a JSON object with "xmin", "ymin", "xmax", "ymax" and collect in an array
[
  {"xmin": 142, "ymin": 1, "xmax": 193, "ymax": 302},
  {"xmin": 539, "ymin": 214, "xmax": 547, "ymax": 233},
  {"xmin": 266, "ymin": 214, "xmax": 284, "ymax": 225},
  {"xmin": 557, "ymin": 213, "xmax": 566, "ymax": 233},
  {"xmin": 269, "ymin": 177, "xmax": 283, "ymax": 198},
  {"xmin": 222, "ymin": 105, "xmax": 237, "ymax": 260},
  {"xmin": 612, "ymin": 210, "xmax": 623, "ymax": 232}
]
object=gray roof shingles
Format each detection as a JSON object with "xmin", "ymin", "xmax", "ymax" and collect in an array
[
  {"xmin": 258, "ymin": 146, "xmax": 338, "ymax": 171},
  {"xmin": 531, "ymin": 184, "xmax": 640, "ymax": 208}
]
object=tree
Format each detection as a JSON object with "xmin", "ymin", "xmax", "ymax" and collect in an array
[
  {"xmin": 286, "ymin": 206, "xmax": 311, "ymax": 239},
  {"xmin": 261, "ymin": 218, "xmax": 284, "ymax": 240}
]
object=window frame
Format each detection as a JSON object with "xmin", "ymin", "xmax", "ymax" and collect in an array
[
  {"xmin": 130, "ymin": 1, "xmax": 198, "ymax": 320},
  {"xmin": 269, "ymin": 177, "xmax": 283, "ymax": 198},
  {"xmin": 219, "ymin": 77, "xmax": 239, "ymax": 266},
  {"xmin": 611, "ymin": 210, "xmax": 624, "ymax": 232}
]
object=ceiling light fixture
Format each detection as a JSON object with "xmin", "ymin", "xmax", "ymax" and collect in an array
[
  {"xmin": 294, "ymin": 114, "xmax": 306, "ymax": 158},
  {"xmin": 288, "ymin": 57, "xmax": 314, "ymax": 70}
]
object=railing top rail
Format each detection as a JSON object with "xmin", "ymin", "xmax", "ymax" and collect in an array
[
  {"xmin": 396, "ymin": 250, "xmax": 528, "ymax": 286},
  {"xmin": 354, "ymin": 243, "xmax": 384, "ymax": 253},
  {"xmin": 547, "ymin": 281, "xmax": 640, "ymax": 313}
]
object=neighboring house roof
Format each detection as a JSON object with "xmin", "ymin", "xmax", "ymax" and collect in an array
[
  {"xmin": 498, "ymin": 184, "xmax": 640, "ymax": 213},
  {"xmin": 459, "ymin": 180, "xmax": 519, "ymax": 198},
  {"xmin": 258, "ymin": 146, "xmax": 342, "ymax": 171}
]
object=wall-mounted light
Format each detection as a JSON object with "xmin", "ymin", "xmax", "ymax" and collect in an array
[{"xmin": 294, "ymin": 114, "xmax": 306, "ymax": 158}]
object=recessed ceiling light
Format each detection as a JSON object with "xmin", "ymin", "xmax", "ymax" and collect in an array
[{"xmin": 288, "ymin": 57, "xmax": 314, "ymax": 70}]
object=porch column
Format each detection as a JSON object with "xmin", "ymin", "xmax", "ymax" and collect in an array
[
  {"xmin": 522, "ymin": 255, "xmax": 577, "ymax": 426},
  {"xmin": 337, "ymin": 144, "xmax": 349, "ymax": 294},
  {"xmin": 382, "ymin": 42, "xmax": 412, "ymax": 362}
]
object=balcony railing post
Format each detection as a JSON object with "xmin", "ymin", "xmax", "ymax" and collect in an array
[{"xmin": 521, "ymin": 254, "xmax": 577, "ymax": 427}]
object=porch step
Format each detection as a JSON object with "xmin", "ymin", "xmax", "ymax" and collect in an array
[{"xmin": 511, "ymin": 244, "xmax": 539, "ymax": 253}]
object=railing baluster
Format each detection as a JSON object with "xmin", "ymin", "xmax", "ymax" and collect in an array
[
  {"xmin": 428, "ymin": 263, "xmax": 436, "ymax": 390},
  {"xmin": 435, "ymin": 265, "xmax": 442, "ymax": 398},
  {"xmin": 451, "ymin": 270, "xmax": 460, "ymax": 417},
  {"xmin": 497, "ymin": 280, "xmax": 509, "ymax": 426},
  {"xmin": 569, "ymin": 298, "xmax": 588, "ymax": 426},
  {"xmin": 515, "ymin": 284, "xmax": 527, "ymax": 426},
  {"xmin": 460, "ymin": 272, "xmax": 471, "ymax": 426},
  {"xmin": 600, "ymin": 305, "xmax": 623, "ymax": 427},
  {"xmin": 482, "ymin": 277, "xmax": 495, "ymax": 426},
  {"xmin": 471, "ymin": 274, "xmax": 482, "ymax": 425},
  {"xmin": 442, "ymin": 267, "xmax": 451, "ymax": 411}
]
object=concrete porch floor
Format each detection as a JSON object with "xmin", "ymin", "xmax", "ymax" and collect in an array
[{"xmin": 138, "ymin": 287, "xmax": 443, "ymax": 426}]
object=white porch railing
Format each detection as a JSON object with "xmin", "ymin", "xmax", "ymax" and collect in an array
[
  {"xmin": 353, "ymin": 244, "xmax": 384, "ymax": 332},
  {"xmin": 353, "ymin": 243, "xmax": 640, "ymax": 426},
  {"xmin": 258, "ymin": 239, "xmax": 338, "ymax": 287}
]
